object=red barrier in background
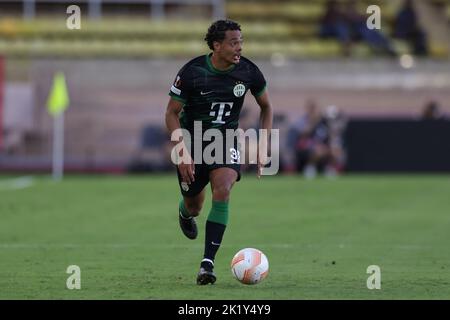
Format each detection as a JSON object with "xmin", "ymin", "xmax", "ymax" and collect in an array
[{"xmin": 0, "ymin": 56, "xmax": 4, "ymax": 151}]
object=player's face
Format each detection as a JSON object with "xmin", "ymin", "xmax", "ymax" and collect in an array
[{"xmin": 216, "ymin": 30, "xmax": 243, "ymax": 65}]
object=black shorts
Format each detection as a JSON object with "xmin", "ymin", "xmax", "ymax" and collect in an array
[{"xmin": 176, "ymin": 138, "xmax": 241, "ymax": 197}]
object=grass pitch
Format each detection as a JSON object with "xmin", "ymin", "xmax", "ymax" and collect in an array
[{"xmin": 1, "ymin": 174, "xmax": 449, "ymax": 299}]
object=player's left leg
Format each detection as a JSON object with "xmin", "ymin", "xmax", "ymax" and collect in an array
[{"xmin": 197, "ymin": 167, "xmax": 238, "ymax": 285}]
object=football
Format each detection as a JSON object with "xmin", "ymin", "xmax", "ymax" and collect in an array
[{"xmin": 230, "ymin": 248, "xmax": 269, "ymax": 285}]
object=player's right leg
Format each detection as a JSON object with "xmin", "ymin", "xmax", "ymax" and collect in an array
[
  {"xmin": 177, "ymin": 164, "xmax": 208, "ymax": 240},
  {"xmin": 179, "ymin": 191, "xmax": 205, "ymax": 239}
]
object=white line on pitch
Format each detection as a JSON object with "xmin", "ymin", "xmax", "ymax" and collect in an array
[{"xmin": 0, "ymin": 176, "xmax": 35, "ymax": 191}]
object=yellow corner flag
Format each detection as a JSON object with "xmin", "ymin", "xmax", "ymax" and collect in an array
[{"xmin": 47, "ymin": 72, "xmax": 69, "ymax": 116}]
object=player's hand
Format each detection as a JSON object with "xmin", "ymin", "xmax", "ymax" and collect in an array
[
  {"xmin": 257, "ymin": 155, "xmax": 268, "ymax": 179},
  {"xmin": 257, "ymin": 144, "xmax": 269, "ymax": 179},
  {"xmin": 178, "ymin": 156, "xmax": 195, "ymax": 184},
  {"xmin": 257, "ymin": 162, "xmax": 263, "ymax": 179}
]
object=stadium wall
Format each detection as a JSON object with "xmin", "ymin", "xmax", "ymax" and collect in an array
[{"xmin": 345, "ymin": 119, "xmax": 450, "ymax": 172}]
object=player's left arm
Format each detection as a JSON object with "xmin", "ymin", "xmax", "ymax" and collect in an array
[
  {"xmin": 255, "ymin": 90, "xmax": 273, "ymax": 178},
  {"xmin": 255, "ymin": 90, "xmax": 273, "ymax": 132}
]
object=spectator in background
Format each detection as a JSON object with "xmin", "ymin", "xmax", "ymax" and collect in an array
[
  {"xmin": 287, "ymin": 101, "xmax": 347, "ymax": 178},
  {"xmin": 319, "ymin": 0, "xmax": 352, "ymax": 56},
  {"xmin": 344, "ymin": 0, "xmax": 397, "ymax": 57},
  {"xmin": 421, "ymin": 100, "xmax": 444, "ymax": 120},
  {"xmin": 393, "ymin": 0, "xmax": 428, "ymax": 56},
  {"xmin": 287, "ymin": 100, "xmax": 331, "ymax": 178},
  {"xmin": 319, "ymin": 0, "xmax": 396, "ymax": 57}
]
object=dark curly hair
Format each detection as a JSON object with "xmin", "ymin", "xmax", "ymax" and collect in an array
[{"xmin": 204, "ymin": 20, "xmax": 241, "ymax": 50}]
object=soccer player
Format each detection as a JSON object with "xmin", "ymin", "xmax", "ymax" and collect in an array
[{"xmin": 165, "ymin": 20, "xmax": 273, "ymax": 285}]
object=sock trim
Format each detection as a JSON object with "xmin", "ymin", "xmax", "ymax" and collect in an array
[
  {"xmin": 179, "ymin": 210, "xmax": 192, "ymax": 220},
  {"xmin": 201, "ymin": 258, "xmax": 214, "ymax": 266},
  {"xmin": 179, "ymin": 199, "xmax": 191, "ymax": 219}
]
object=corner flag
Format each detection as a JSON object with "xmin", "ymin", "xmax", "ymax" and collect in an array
[
  {"xmin": 47, "ymin": 72, "xmax": 69, "ymax": 116},
  {"xmin": 47, "ymin": 72, "xmax": 69, "ymax": 181}
]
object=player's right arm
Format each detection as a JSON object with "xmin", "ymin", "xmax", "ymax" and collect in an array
[{"xmin": 165, "ymin": 98, "xmax": 195, "ymax": 184}]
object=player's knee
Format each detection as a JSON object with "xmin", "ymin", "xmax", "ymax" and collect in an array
[
  {"xmin": 212, "ymin": 185, "xmax": 232, "ymax": 201},
  {"xmin": 185, "ymin": 203, "xmax": 202, "ymax": 216}
]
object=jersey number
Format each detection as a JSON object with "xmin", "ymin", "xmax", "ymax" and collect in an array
[
  {"xmin": 210, "ymin": 102, "xmax": 233, "ymax": 124},
  {"xmin": 230, "ymin": 148, "xmax": 240, "ymax": 164}
]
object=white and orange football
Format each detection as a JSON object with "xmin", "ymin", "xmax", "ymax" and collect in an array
[{"xmin": 230, "ymin": 248, "xmax": 269, "ymax": 285}]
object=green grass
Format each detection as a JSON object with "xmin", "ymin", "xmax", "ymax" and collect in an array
[{"xmin": 1, "ymin": 174, "xmax": 450, "ymax": 299}]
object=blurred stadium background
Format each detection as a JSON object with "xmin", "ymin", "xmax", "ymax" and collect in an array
[
  {"xmin": 1, "ymin": 0, "xmax": 450, "ymax": 300},
  {"xmin": 0, "ymin": 0, "xmax": 449, "ymax": 174}
]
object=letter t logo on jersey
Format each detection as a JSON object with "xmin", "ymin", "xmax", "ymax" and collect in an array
[{"xmin": 210, "ymin": 102, "xmax": 233, "ymax": 124}]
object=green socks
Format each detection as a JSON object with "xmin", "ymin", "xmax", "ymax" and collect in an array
[
  {"xmin": 207, "ymin": 200, "xmax": 229, "ymax": 225},
  {"xmin": 204, "ymin": 201, "xmax": 229, "ymax": 262}
]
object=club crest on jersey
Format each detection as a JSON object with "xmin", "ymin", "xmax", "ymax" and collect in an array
[
  {"xmin": 233, "ymin": 83, "xmax": 246, "ymax": 97},
  {"xmin": 181, "ymin": 182, "xmax": 189, "ymax": 191}
]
